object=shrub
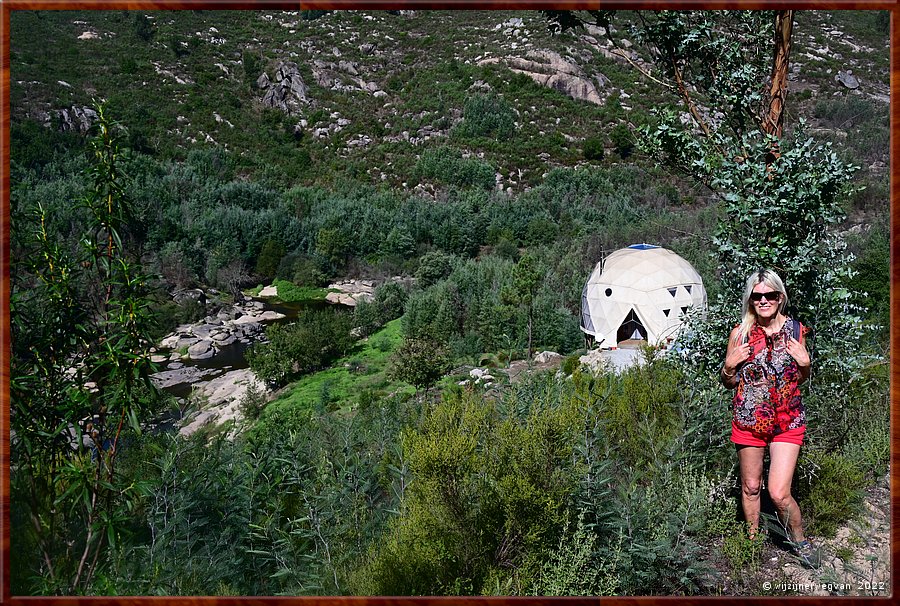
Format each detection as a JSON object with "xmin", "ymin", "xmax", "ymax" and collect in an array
[
  {"xmin": 453, "ymin": 93, "xmax": 516, "ymax": 141},
  {"xmin": 795, "ymin": 449, "xmax": 867, "ymax": 538},
  {"xmin": 133, "ymin": 13, "xmax": 154, "ymax": 41},
  {"xmin": 583, "ymin": 136, "xmax": 605, "ymax": 161},
  {"xmin": 609, "ymin": 123, "xmax": 634, "ymax": 158},
  {"xmin": 414, "ymin": 250, "xmax": 455, "ymax": 288},
  {"xmin": 414, "ymin": 146, "xmax": 495, "ymax": 190},
  {"xmin": 239, "ymin": 381, "xmax": 267, "ymax": 421},
  {"xmin": 255, "ymin": 239, "xmax": 285, "ymax": 280},
  {"xmin": 247, "ymin": 309, "xmax": 354, "ymax": 387},
  {"xmin": 389, "ymin": 338, "xmax": 452, "ymax": 392}
]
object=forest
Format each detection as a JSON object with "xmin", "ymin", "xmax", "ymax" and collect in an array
[{"xmin": 8, "ymin": 9, "xmax": 891, "ymax": 596}]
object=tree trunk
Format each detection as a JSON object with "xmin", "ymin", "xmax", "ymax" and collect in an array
[{"xmin": 764, "ymin": 10, "xmax": 794, "ymax": 161}]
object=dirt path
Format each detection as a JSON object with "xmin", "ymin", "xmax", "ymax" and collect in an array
[{"xmin": 757, "ymin": 472, "xmax": 891, "ymax": 596}]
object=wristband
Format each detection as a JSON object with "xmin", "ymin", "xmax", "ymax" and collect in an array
[{"xmin": 721, "ymin": 366, "xmax": 736, "ymax": 378}]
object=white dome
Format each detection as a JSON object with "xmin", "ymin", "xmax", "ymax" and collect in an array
[{"xmin": 581, "ymin": 244, "xmax": 707, "ymax": 347}]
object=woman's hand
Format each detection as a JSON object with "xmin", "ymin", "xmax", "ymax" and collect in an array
[
  {"xmin": 724, "ymin": 341, "xmax": 751, "ymax": 374},
  {"xmin": 722, "ymin": 329, "xmax": 751, "ymax": 388},
  {"xmin": 785, "ymin": 337, "xmax": 810, "ymax": 368}
]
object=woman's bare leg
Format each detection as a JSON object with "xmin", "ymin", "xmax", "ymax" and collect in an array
[
  {"xmin": 768, "ymin": 441, "xmax": 804, "ymax": 542},
  {"xmin": 737, "ymin": 445, "xmax": 765, "ymax": 538}
]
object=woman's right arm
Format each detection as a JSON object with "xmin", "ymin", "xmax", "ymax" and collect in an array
[{"xmin": 721, "ymin": 326, "xmax": 750, "ymax": 389}]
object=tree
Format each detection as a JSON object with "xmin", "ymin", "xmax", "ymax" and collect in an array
[
  {"xmin": 545, "ymin": 10, "xmax": 863, "ymax": 379},
  {"xmin": 503, "ymin": 253, "xmax": 542, "ymax": 360},
  {"xmin": 389, "ymin": 338, "xmax": 452, "ymax": 394},
  {"xmin": 10, "ymin": 106, "xmax": 162, "ymax": 593}
]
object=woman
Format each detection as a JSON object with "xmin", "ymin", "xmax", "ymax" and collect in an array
[{"xmin": 720, "ymin": 268, "xmax": 819, "ymax": 568}]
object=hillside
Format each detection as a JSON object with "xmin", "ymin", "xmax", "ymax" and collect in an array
[{"xmin": 10, "ymin": 9, "xmax": 889, "ymax": 200}]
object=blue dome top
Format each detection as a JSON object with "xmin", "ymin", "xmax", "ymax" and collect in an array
[{"xmin": 628, "ymin": 243, "xmax": 660, "ymax": 250}]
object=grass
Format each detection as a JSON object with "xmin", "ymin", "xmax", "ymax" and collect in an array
[
  {"xmin": 262, "ymin": 318, "xmax": 412, "ymax": 416},
  {"xmin": 270, "ymin": 279, "xmax": 329, "ymax": 302}
]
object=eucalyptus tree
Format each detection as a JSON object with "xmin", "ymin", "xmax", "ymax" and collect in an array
[{"xmin": 544, "ymin": 10, "xmax": 866, "ymax": 381}]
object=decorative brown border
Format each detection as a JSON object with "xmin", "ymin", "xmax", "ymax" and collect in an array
[{"xmin": 0, "ymin": 1, "xmax": 895, "ymax": 604}]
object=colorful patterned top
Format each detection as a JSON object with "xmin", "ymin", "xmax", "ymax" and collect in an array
[{"xmin": 732, "ymin": 318, "xmax": 806, "ymax": 438}]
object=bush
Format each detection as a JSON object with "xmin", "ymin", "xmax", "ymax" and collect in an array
[
  {"xmin": 583, "ymin": 137, "xmax": 605, "ymax": 161},
  {"xmin": 247, "ymin": 309, "xmax": 354, "ymax": 387},
  {"xmin": 796, "ymin": 449, "xmax": 867, "ymax": 538},
  {"xmin": 453, "ymin": 92, "xmax": 516, "ymax": 140},
  {"xmin": 414, "ymin": 146, "xmax": 495, "ymax": 190},
  {"xmin": 389, "ymin": 338, "xmax": 452, "ymax": 392},
  {"xmin": 414, "ymin": 250, "xmax": 455, "ymax": 288},
  {"xmin": 255, "ymin": 239, "xmax": 285, "ymax": 280},
  {"xmin": 133, "ymin": 13, "xmax": 154, "ymax": 41},
  {"xmin": 609, "ymin": 123, "xmax": 634, "ymax": 158},
  {"xmin": 239, "ymin": 381, "xmax": 267, "ymax": 421}
]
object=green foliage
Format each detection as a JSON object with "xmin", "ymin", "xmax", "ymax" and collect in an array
[
  {"xmin": 132, "ymin": 13, "xmax": 154, "ymax": 42},
  {"xmin": 389, "ymin": 338, "xmax": 452, "ymax": 392},
  {"xmin": 358, "ymin": 385, "xmax": 581, "ymax": 594},
  {"xmin": 414, "ymin": 146, "xmax": 496, "ymax": 190},
  {"xmin": 609, "ymin": 123, "xmax": 634, "ymax": 158},
  {"xmin": 795, "ymin": 449, "xmax": 867, "ymax": 538},
  {"xmin": 354, "ymin": 281, "xmax": 409, "ymax": 338},
  {"xmin": 414, "ymin": 250, "xmax": 456, "ymax": 288},
  {"xmin": 270, "ymin": 279, "xmax": 327, "ymax": 303},
  {"xmin": 10, "ymin": 106, "xmax": 164, "ymax": 594},
  {"xmin": 530, "ymin": 513, "xmax": 619, "ymax": 595},
  {"xmin": 255, "ymin": 239, "xmax": 285, "ymax": 281},
  {"xmin": 239, "ymin": 380, "xmax": 267, "ymax": 421},
  {"xmin": 453, "ymin": 92, "xmax": 517, "ymax": 140},
  {"xmin": 247, "ymin": 309, "xmax": 354, "ymax": 388},
  {"xmin": 582, "ymin": 136, "xmax": 605, "ymax": 161},
  {"xmin": 242, "ymin": 50, "xmax": 264, "ymax": 90}
]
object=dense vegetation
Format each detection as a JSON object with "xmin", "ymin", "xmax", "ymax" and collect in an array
[{"xmin": 9, "ymin": 8, "xmax": 889, "ymax": 597}]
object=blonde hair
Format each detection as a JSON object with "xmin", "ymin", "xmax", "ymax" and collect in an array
[{"xmin": 738, "ymin": 268, "xmax": 788, "ymax": 342}]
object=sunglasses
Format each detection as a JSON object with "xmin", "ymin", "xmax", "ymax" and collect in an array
[{"xmin": 749, "ymin": 291, "xmax": 781, "ymax": 303}]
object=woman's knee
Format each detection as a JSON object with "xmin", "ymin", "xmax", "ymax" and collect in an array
[
  {"xmin": 741, "ymin": 479, "xmax": 762, "ymax": 498},
  {"xmin": 769, "ymin": 488, "xmax": 794, "ymax": 510}
]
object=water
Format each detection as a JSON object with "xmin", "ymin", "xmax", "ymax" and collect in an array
[{"xmin": 154, "ymin": 296, "xmax": 334, "ymax": 397}]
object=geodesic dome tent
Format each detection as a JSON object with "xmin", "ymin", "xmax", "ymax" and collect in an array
[{"xmin": 581, "ymin": 244, "xmax": 707, "ymax": 348}]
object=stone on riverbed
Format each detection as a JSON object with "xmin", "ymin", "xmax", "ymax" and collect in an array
[
  {"xmin": 178, "ymin": 369, "xmax": 269, "ymax": 438},
  {"xmin": 151, "ymin": 366, "xmax": 217, "ymax": 389},
  {"xmin": 188, "ymin": 340, "xmax": 215, "ymax": 360}
]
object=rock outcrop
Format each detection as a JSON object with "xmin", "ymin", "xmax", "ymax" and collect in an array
[
  {"xmin": 258, "ymin": 61, "xmax": 309, "ymax": 113},
  {"xmin": 493, "ymin": 50, "xmax": 609, "ymax": 105},
  {"xmin": 53, "ymin": 106, "xmax": 98, "ymax": 133},
  {"xmin": 178, "ymin": 369, "xmax": 267, "ymax": 438},
  {"xmin": 155, "ymin": 295, "xmax": 284, "ymax": 367},
  {"xmin": 325, "ymin": 279, "xmax": 376, "ymax": 306}
]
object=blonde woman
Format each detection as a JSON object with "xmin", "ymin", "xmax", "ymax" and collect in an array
[{"xmin": 721, "ymin": 268, "xmax": 819, "ymax": 568}]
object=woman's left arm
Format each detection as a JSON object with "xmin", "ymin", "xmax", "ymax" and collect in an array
[{"xmin": 786, "ymin": 334, "xmax": 811, "ymax": 384}]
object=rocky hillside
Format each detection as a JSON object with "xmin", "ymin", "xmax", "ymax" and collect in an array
[{"xmin": 10, "ymin": 9, "xmax": 890, "ymax": 201}]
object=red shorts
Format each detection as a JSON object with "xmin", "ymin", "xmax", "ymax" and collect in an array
[{"xmin": 731, "ymin": 421, "xmax": 805, "ymax": 447}]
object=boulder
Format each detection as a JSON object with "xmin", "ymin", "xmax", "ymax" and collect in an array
[
  {"xmin": 191, "ymin": 323, "xmax": 220, "ymax": 340},
  {"xmin": 151, "ymin": 366, "xmax": 217, "ymax": 390},
  {"xmin": 55, "ymin": 106, "xmax": 99, "ymax": 133},
  {"xmin": 258, "ymin": 284, "xmax": 278, "ymax": 297},
  {"xmin": 258, "ymin": 61, "xmax": 308, "ymax": 113},
  {"xmin": 502, "ymin": 50, "xmax": 606, "ymax": 105},
  {"xmin": 534, "ymin": 351, "xmax": 563, "ymax": 364},
  {"xmin": 178, "ymin": 411, "xmax": 216, "ymax": 437},
  {"xmin": 188, "ymin": 340, "xmax": 215, "ymax": 360},
  {"xmin": 836, "ymin": 71, "xmax": 860, "ymax": 89},
  {"xmin": 176, "ymin": 336, "xmax": 200, "ymax": 349},
  {"xmin": 211, "ymin": 333, "xmax": 237, "ymax": 347}
]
